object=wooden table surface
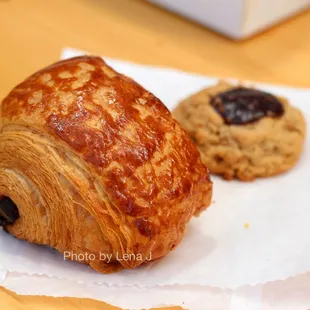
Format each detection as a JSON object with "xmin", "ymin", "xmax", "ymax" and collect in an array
[{"xmin": 0, "ymin": 0, "xmax": 309, "ymax": 309}]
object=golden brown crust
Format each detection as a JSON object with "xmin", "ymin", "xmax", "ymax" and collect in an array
[
  {"xmin": 0, "ymin": 56, "xmax": 212, "ymax": 272},
  {"xmin": 173, "ymin": 81, "xmax": 306, "ymax": 181}
]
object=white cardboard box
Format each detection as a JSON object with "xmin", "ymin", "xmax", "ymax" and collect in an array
[{"xmin": 147, "ymin": 0, "xmax": 309, "ymax": 39}]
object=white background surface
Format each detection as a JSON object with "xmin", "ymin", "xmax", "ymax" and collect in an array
[{"xmin": 147, "ymin": 0, "xmax": 309, "ymax": 39}]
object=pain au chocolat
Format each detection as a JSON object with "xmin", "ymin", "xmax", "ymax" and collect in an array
[{"xmin": 0, "ymin": 56, "xmax": 212, "ymax": 273}]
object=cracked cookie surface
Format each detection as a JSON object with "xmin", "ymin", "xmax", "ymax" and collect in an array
[{"xmin": 173, "ymin": 82, "xmax": 306, "ymax": 181}]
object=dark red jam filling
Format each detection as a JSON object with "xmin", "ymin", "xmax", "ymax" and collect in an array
[{"xmin": 211, "ymin": 87, "xmax": 284, "ymax": 125}]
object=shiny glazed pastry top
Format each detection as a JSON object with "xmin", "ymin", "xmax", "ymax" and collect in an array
[{"xmin": 0, "ymin": 56, "xmax": 212, "ymax": 273}]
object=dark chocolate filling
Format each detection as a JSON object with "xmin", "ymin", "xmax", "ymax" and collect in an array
[
  {"xmin": 211, "ymin": 87, "xmax": 284, "ymax": 125},
  {"xmin": 0, "ymin": 197, "xmax": 19, "ymax": 226}
]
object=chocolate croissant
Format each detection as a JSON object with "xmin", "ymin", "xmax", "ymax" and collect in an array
[{"xmin": 0, "ymin": 56, "xmax": 212, "ymax": 273}]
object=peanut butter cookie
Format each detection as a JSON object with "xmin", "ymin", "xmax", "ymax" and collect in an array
[{"xmin": 173, "ymin": 82, "xmax": 306, "ymax": 181}]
